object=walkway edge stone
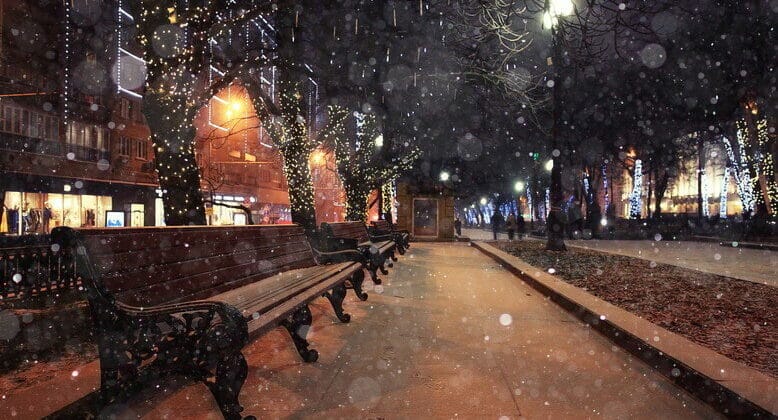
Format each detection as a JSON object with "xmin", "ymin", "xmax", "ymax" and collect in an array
[{"xmin": 471, "ymin": 240, "xmax": 777, "ymax": 418}]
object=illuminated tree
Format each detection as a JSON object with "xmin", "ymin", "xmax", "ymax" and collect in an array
[
  {"xmin": 322, "ymin": 106, "xmax": 419, "ymax": 222},
  {"xmin": 132, "ymin": 0, "xmax": 271, "ymax": 225}
]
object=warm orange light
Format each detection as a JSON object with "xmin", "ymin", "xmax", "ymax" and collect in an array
[{"xmin": 311, "ymin": 150, "xmax": 326, "ymax": 166}]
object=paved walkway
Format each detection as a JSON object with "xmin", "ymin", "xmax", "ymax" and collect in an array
[
  {"xmin": 462, "ymin": 228, "xmax": 778, "ymax": 287},
  {"xmin": 130, "ymin": 243, "xmax": 714, "ymax": 418}
]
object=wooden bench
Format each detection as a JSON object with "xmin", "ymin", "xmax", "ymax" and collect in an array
[
  {"xmin": 320, "ymin": 221, "xmax": 397, "ymax": 283},
  {"xmin": 370, "ymin": 219, "xmax": 410, "ymax": 254},
  {"xmin": 51, "ymin": 224, "xmax": 367, "ymax": 420}
]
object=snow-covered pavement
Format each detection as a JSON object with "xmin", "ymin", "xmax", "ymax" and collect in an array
[{"xmin": 137, "ymin": 242, "xmax": 716, "ymax": 418}]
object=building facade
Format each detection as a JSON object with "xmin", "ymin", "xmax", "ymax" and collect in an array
[{"xmin": 1, "ymin": 0, "xmax": 158, "ymax": 234}]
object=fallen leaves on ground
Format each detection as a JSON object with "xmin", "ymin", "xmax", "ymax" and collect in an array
[{"xmin": 494, "ymin": 240, "xmax": 777, "ymax": 378}]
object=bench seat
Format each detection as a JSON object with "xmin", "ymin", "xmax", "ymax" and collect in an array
[{"xmin": 216, "ymin": 261, "xmax": 363, "ymax": 338}]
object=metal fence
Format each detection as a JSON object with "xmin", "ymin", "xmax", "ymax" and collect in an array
[{"xmin": 0, "ymin": 235, "xmax": 79, "ymax": 301}]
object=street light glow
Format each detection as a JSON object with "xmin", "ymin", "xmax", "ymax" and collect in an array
[
  {"xmin": 543, "ymin": 0, "xmax": 574, "ymax": 28},
  {"xmin": 515, "ymin": 181, "xmax": 525, "ymax": 192},
  {"xmin": 440, "ymin": 171, "xmax": 450, "ymax": 181},
  {"xmin": 374, "ymin": 134, "xmax": 384, "ymax": 147},
  {"xmin": 480, "ymin": 197, "xmax": 488, "ymax": 205},
  {"xmin": 551, "ymin": 0, "xmax": 574, "ymax": 16},
  {"xmin": 545, "ymin": 159, "xmax": 554, "ymax": 172}
]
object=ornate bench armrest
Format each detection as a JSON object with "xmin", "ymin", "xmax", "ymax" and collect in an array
[
  {"xmin": 311, "ymin": 247, "xmax": 367, "ymax": 265},
  {"xmin": 118, "ymin": 300, "xmax": 249, "ymax": 344}
]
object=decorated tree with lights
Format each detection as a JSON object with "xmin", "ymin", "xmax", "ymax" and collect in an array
[
  {"xmin": 131, "ymin": 0, "xmax": 271, "ymax": 225},
  {"xmin": 321, "ymin": 106, "xmax": 419, "ymax": 222}
]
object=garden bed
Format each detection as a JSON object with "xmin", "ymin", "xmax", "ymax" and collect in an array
[{"xmin": 493, "ymin": 240, "xmax": 777, "ymax": 378}]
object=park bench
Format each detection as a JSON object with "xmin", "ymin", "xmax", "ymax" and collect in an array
[
  {"xmin": 370, "ymin": 219, "xmax": 410, "ymax": 254},
  {"xmin": 51, "ymin": 224, "xmax": 367, "ymax": 420},
  {"xmin": 320, "ymin": 221, "xmax": 398, "ymax": 283}
]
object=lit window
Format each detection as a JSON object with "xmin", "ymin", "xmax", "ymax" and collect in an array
[{"xmin": 134, "ymin": 139, "xmax": 148, "ymax": 160}]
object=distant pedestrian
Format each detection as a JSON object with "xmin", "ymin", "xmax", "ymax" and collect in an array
[
  {"xmin": 491, "ymin": 209, "xmax": 504, "ymax": 240},
  {"xmin": 517, "ymin": 214, "xmax": 526, "ymax": 239},
  {"xmin": 506, "ymin": 212, "xmax": 516, "ymax": 240},
  {"xmin": 454, "ymin": 217, "xmax": 462, "ymax": 236}
]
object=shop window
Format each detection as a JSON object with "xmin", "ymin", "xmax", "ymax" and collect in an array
[
  {"xmin": 119, "ymin": 137, "xmax": 131, "ymax": 156},
  {"xmin": 135, "ymin": 139, "xmax": 148, "ymax": 160}
]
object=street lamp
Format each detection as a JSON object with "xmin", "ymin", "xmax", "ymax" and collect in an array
[
  {"xmin": 514, "ymin": 181, "xmax": 525, "ymax": 192},
  {"xmin": 440, "ymin": 171, "xmax": 450, "ymax": 182},
  {"xmin": 543, "ymin": 0, "xmax": 573, "ymax": 251},
  {"xmin": 480, "ymin": 197, "xmax": 488, "ymax": 206},
  {"xmin": 544, "ymin": 159, "xmax": 554, "ymax": 172}
]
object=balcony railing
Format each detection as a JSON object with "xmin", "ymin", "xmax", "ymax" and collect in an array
[
  {"xmin": 0, "ymin": 132, "xmax": 62, "ymax": 156},
  {"xmin": 0, "ymin": 235, "xmax": 80, "ymax": 301}
]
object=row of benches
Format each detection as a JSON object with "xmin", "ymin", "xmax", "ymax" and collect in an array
[{"xmin": 50, "ymin": 220, "xmax": 410, "ymax": 419}]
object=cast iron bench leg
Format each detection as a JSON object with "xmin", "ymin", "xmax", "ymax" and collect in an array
[
  {"xmin": 281, "ymin": 305, "xmax": 319, "ymax": 363},
  {"xmin": 206, "ymin": 351, "xmax": 250, "ymax": 420},
  {"xmin": 347, "ymin": 269, "xmax": 369, "ymax": 301},
  {"xmin": 323, "ymin": 283, "xmax": 351, "ymax": 323}
]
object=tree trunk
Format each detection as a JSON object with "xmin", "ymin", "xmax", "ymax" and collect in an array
[
  {"xmin": 545, "ymin": 25, "xmax": 566, "ymax": 251},
  {"xmin": 272, "ymin": 5, "xmax": 318, "ymax": 234},
  {"xmin": 697, "ymin": 135, "xmax": 704, "ymax": 221},
  {"xmin": 277, "ymin": 78, "xmax": 317, "ymax": 233},
  {"xmin": 654, "ymin": 170, "xmax": 669, "ymax": 219},
  {"xmin": 344, "ymin": 181, "xmax": 370, "ymax": 222},
  {"xmin": 646, "ymin": 167, "xmax": 653, "ymax": 220},
  {"xmin": 144, "ymin": 91, "xmax": 206, "ymax": 226}
]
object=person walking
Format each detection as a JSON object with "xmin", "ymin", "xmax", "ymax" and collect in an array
[
  {"xmin": 491, "ymin": 209, "xmax": 504, "ymax": 240},
  {"xmin": 506, "ymin": 212, "xmax": 516, "ymax": 241},
  {"xmin": 517, "ymin": 213, "xmax": 526, "ymax": 239},
  {"xmin": 454, "ymin": 217, "xmax": 462, "ymax": 237}
]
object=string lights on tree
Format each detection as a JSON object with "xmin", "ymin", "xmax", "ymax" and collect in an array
[
  {"xmin": 723, "ymin": 135, "xmax": 755, "ymax": 214},
  {"xmin": 719, "ymin": 166, "xmax": 729, "ymax": 219},
  {"xmin": 629, "ymin": 159, "xmax": 643, "ymax": 219},
  {"xmin": 322, "ymin": 106, "xmax": 419, "ymax": 222}
]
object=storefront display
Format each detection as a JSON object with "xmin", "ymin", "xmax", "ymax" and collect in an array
[{"xmin": 2, "ymin": 191, "xmax": 112, "ymax": 234}]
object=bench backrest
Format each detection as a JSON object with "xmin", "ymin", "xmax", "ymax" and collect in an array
[
  {"xmin": 52, "ymin": 225, "xmax": 316, "ymax": 307},
  {"xmin": 321, "ymin": 221, "xmax": 370, "ymax": 243},
  {"xmin": 371, "ymin": 220, "xmax": 392, "ymax": 232}
]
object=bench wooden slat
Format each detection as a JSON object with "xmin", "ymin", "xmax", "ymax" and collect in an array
[
  {"xmin": 97, "ymin": 240, "xmax": 311, "ymax": 283},
  {"xmin": 82, "ymin": 225, "xmax": 303, "ymax": 255},
  {"xmin": 217, "ymin": 263, "xmax": 355, "ymax": 317},
  {"xmin": 113, "ymin": 249, "xmax": 318, "ymax": 306},
  {"xmin": 241, "ymin": 263, "xmax": 363, "ymax": 339}
]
